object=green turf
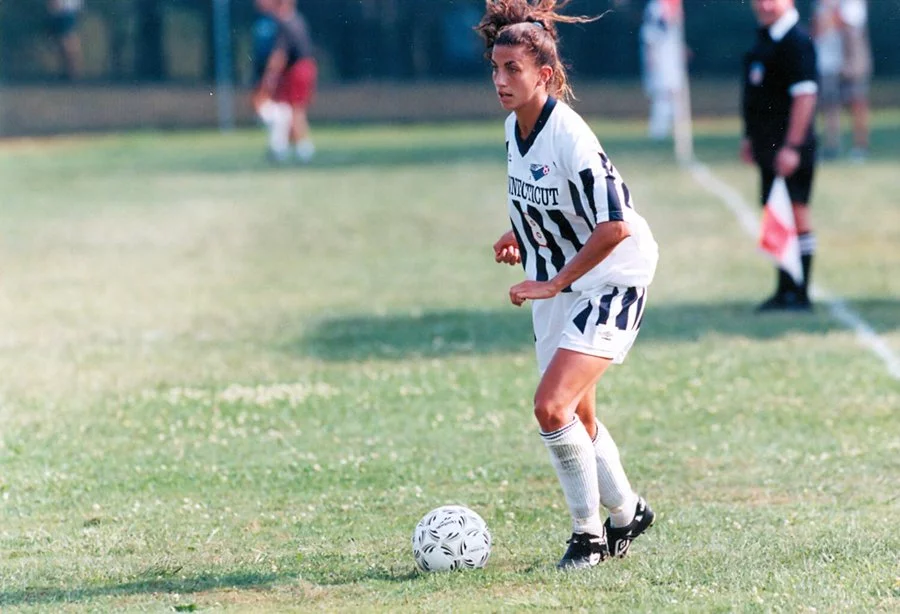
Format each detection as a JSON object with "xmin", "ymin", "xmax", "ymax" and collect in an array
[{"xmin": 1, "ymin": 112, "xmax": 898, "ymax": 613}]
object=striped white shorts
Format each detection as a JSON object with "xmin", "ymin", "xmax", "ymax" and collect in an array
[{"xmin": 532, "ymin": 285, "xmax": 648, "ymax": 374}]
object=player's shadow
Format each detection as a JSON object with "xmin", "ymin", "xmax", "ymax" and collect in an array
[
  {"xmin": 0, "ymin": 559, "xmax": 422, "ymax": 607},
  {"xmin": 296, "ymin": 556, "xmax": 419, "ymax": 586},
  {"xmin": 298, "ymin": 298, "xmax": 900, "ymax": 361},
  {"xmin": 0, "ymin": 570, "xmax": 284, "ymax": 608}
]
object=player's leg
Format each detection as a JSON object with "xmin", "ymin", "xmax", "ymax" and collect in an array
[
  {"xmin": 819, "ymin": 74, "xmax": 842, "ymax": 159},
  {"xmin": 291, "ymin": 105, "xmax": 315, "ymax": 163},
  {"xmin": 289, "ymin": 59, "xmax": 316, "ymax": 163},
  {"xmin": 535, "ymin": 348, "xmax": 610, "ymax": 569},
  {"xmin": 60, "ymin": 30, "xmax": 82, "ymax": 81},
  {"xmin": 789, "ymin": 161, "xmax": 815, "ymax": 308},
  {"xmin": 573, "ymin": 385, "xmax": 596, "ymax": 438},
  {"xmin": 574, "ymin": 390, "xmax": 638, "ymax": 525},
  {"xmin": 848, "ymin": 86, "xmax": 870, "ymax": 161},
  {"xmin": 261, "ymin": 95, "xmax": 293, "ymax": 162},
  {"xmin": 569, "ymin": 288, "xmax": 654, "ymax": 557}
]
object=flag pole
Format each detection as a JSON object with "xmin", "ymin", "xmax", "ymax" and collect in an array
[
  {"xmin": 212, "ymin": 0, "xmax": 235, "ymax": 132},
  {"xmin": 668, "ymin": 0, "xmax": 694, "ymax": 164}
]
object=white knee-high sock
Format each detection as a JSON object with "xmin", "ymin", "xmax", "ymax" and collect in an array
[
  {"xmin": 541, "ymin": 418, "xmax": 604, "ymax": 536},
  {"xmin": 593, "ymin": 420, "xmax": 638, "ymax": 528},
  {"xmin": 265, "ymin": 102, "xmax": 292, "ymax": 156}
]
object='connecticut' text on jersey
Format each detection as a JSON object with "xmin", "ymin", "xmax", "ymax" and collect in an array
[{"xmin": 505, "ymin": 97, "xmax": 658, "ymax": 292}]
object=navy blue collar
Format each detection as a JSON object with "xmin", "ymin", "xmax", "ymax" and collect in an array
[{"xmin": 515, "ymin": 96, "xmax": 557, "ymax": 157}]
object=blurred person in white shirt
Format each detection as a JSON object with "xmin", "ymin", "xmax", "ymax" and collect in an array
[
  {"xmin": 639, "ymin": 0, "xmax": 685, "ymax": 140},
  {"xmin": 838, "ymin": 0, "xmax": 872, "ymax": 161},
  {"xmin": 811, "ymin": 0, "xmax": 843, "ymax": 159}
]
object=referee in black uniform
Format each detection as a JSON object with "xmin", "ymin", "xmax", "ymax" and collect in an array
[{"xmin": 741, "ymin": 0, "xmax": 819, "ymax": 311}]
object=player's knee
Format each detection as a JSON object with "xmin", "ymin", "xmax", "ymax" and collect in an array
[{"xmin": 533, "ymin": 394, "xmax": 570, "ymax": 432}]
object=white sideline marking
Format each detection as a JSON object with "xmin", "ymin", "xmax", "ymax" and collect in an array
[{"xmin": 688, "ymin": 161, "xmax": 900, "ymax": 380}]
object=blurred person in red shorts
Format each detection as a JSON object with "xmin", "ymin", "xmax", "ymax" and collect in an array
[{"xmin": 253, "ymin": 0, "xmax": 318, "ymax": 163}]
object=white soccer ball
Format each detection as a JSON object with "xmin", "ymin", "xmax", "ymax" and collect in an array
[{"xmin": 411, "ymin": 505, "xmax": 492, "ymax": 572}]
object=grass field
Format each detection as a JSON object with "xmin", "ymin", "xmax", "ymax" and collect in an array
[{"xmin": 1, "ymin": 111, "xmax": 899, "ymax": 613}]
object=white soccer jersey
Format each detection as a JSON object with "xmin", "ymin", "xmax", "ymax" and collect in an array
[{"xmin": 505, "ymin": 98, "xmax": 658, "ymax": 293}]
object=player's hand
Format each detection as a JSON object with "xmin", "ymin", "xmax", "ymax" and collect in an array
[
  {"xmin": 739, "ymin": 138, "xmax": 754, "ymax": 165},
  {"xmin": 509, "ymin": 280, "xmax": 560, "ymax": 306},
  {"xmin": 493, "ymin": 231, "xmax": 521, "ymax": 266},
  {"xmin": 775, "ymin": 146, "xmax": 801, "ymax": 178}
]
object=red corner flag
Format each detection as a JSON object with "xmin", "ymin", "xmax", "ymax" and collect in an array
[
  {"xmin": 759, "ymin": 177, "xmax": 803, "ymax": 284},
  {"xmin": 661, "ymin": 0, "xmax": 683, "ymax": 22}
]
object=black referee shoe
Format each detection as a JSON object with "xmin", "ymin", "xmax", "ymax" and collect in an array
[
  {"xmin": 605, "ymin": 497, "xmax": 655, "ymax": 558},
  {"xmin": 556, "ymin": 532, "xmax": 609, "ymax": 570},
  {"xmin": 756, "ymin": 291, "xmax": 813, "ymax": 313}
]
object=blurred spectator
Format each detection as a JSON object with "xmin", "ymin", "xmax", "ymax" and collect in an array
[
  {"xmin": 812, "ymin": 0, "xmax": 872, "ymax": 162},
  {"xmin": 252, "ymin": 0, "xmax": 279, "ymax": 83},
  {"xmin": 253, "ymin": 0, "xmax": 318, "ymax": 164},
  {"xmin": 640, "ymin": 0, "xmax": 685, "ymax": 140},
  {"xmin": 440, "ymin": 4, "xmax": 482, "ymax": 76},
  {"xmin": 47, "ymin": 0, "xmax": 84, "ymax": 81},
  {"xmin": 811, "ymin": 0, "xmax": 844, "ymax": 159},
  {"xmin": 838, "ymin": 0, "xmax": 872, "ymax": 162}
]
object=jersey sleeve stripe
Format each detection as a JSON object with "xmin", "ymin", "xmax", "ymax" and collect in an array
[
  {"xmin": 789, "ymin": 81, "xmax": 818, "ymax": 95},
  {"xmin": 568, "ymin": 180, "xmax": 595, "ymax": 231},
  {"xmin": 578, "ymin": 169, "xmax": 600, "ymax": 224},
  {"xmin": 621, "ymin": 182, "xmax": 635, "ymax": 210},
  {"xmin": 605, "ymin": 176, "xmax": 625, "ymax": 222}
]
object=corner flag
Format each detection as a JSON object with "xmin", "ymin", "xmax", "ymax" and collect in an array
[
  {"xmin": 660, "ymin": 0, "xmax": 682, "ymax": 22},
  {"xmin": 759, "ymin": 177, "xmax": 803, "ymax": 284}
]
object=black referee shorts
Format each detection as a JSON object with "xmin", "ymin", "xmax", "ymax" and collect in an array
[{"xmin": 760, "ymin": 163, "xmax": 815, "ymax": 207}]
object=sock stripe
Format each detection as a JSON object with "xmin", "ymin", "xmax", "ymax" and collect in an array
[
  {"xmin": 798, "ymin": 232, "xmax": 816, "ymax": 255},
  {"xmin": 540, "ymin": 417, "xmax": 579, "ymax": 443}
]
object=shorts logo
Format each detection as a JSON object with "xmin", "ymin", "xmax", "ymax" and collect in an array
[
  {"xmin": 749, "ymin": 61, "xmax": 765, "ymax": 86},
  {"xmin": 530, "ymin": 163, "xmax": 551, "ymax": 181},
  {"xmin": 596, "ymin": 330, "xmax": 614, "ymax": 342}
]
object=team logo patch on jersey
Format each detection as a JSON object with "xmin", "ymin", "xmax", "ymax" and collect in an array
[
  {"xmin": 530, "ymin": 163, "xmax": 551, "ymax": 181},
  {"xmin": 749, "ymin": 61, "xmax": 765, "ymax": 86}
]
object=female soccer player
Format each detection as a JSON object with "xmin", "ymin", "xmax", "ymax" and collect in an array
[{"xmin": 476, "ymin": 0, "xmax": 659, "ymax": 569}]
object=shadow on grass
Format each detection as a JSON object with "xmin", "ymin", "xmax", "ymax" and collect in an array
[
  {"xmin": 140, "ymin": 120, "xmax": 900, "ymax": 175},
  {"xmin": 298, "ymin": 555, "xmax": 419, "ymax": 586},
  {"xmin": 297, "ymin": 299, "xmax": 900, "ymax": 361},
  {"xmin": 0, "ymin": 571, "xmax": 284, "ymax": 608},
  {"xmin": 0, "ymin": 561, "xmax": 421, "ymax": 606}
]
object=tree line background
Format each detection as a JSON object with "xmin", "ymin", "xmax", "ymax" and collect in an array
[{"xmin": 1, "ymin": 0, "xmax": 899, "ymax": 85}]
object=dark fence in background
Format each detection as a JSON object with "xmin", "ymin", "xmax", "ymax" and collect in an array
[{"xmin": 3, "ymin": 0, "xmax": 900, "ymax": 85}]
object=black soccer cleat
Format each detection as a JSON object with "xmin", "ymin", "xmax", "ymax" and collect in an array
[
  {"xmin": 605, "ymin": 497, "xmax": 655, "ymax": 558},
  {"xmin": 556, "ymin": 531, "xmax": 609, "ymax": 570}
]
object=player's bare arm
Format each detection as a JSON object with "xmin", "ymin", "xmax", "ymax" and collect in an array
[
  {"xmin": 509, "ymin": 221, "xmax": 631, "ymax": 306},
  {"xmin": 493, "ymin": 230, "xmax": 521, "ymax": 266},
  {"xmin": 739, "ymin": 137, "xmax": 754, "ymax": 164},
  {"xmin": 776, "ymin": 92, "xmax": 817, "ymax": 177},
  {"xmin": 254, "ymin": 47, "xmax": 288, "ymax": 109}
]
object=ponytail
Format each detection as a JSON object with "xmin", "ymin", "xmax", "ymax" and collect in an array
[{"xmin": 475, "ymin": 0, "xmax": 601, "ymax": 102}]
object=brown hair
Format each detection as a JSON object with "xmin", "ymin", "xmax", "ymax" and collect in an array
[{"xmin": 475, "ymin": 0, "xmax": 600, "ymax": 102}]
